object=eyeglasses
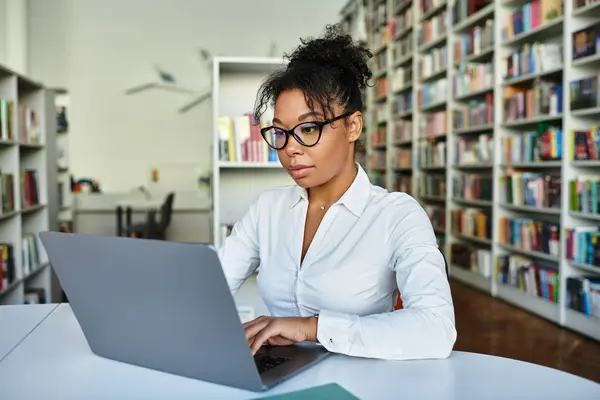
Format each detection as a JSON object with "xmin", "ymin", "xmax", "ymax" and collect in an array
[{"xmin": 260, "ymin": 112, "xmax": 353, "ymax": 150}]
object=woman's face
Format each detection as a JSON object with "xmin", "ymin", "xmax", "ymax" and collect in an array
[{"xmin": 272, "ymin": 89, "xmax": 362, "ymax": 189}]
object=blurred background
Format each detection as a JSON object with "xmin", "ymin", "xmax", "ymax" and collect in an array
[{"xmin": 0, "ymin": 0, "xmax": 599, "ymax": 384}]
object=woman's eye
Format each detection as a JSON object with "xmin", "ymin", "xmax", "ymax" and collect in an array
[{"xmin": 300, "ymin": 125, "xmax": 318, "ymax": 134}]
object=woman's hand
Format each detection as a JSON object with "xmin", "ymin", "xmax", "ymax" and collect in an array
[{"xmin": 243, "ymin": 316, "xmax": 318, "ymax": 355}]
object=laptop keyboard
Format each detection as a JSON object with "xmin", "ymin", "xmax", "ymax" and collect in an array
[{"xmin": 254, "ymin": 355, "xmax": 290, "ymax": 374}]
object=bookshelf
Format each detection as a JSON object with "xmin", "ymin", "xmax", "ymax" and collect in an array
[
  {"xmin": 362, "ymin": 0, "xmax": 600, "ymax": 342},
  {"xmin": 0, "ymin": 62, "xmax": 58, "ymax": 307},
  {"xmin": 53, "ymin": 88, "xmax": 72, "ymax": 233},
  {"xmin": 211, "ymin": 57, "xmax": 293, "ymax": 248}
]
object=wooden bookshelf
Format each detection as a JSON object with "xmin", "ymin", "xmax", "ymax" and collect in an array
[
  {"xmin": 362, "ymin": 0, "xmax": 600, "ymax": 342},
  {"xmin": 0, "ymin": 62, "xmax": 58, "ymax": 307}
]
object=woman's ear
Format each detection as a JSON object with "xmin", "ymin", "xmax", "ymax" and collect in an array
[{"xmin": 347, "ymin": 112, "xmax": 363, "ymax": 144}]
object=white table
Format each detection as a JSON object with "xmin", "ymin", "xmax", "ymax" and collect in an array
[
  {"xmin": 1, "ymin": 304, "xmax": 599, "ymax": 399},
  {"xmin": 0, "ymin": 304, "xmax": 58, "ymax": 361}
]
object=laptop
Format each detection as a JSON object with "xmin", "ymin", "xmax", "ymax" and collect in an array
[{"xmin": 39, "ymin": 231, "xmax": 330, "ymax": 392}]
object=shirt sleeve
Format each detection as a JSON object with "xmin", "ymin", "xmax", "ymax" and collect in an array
[
  {"xmin": 217, "ymin": 197, "xmax": 261, "ymax": 295},
  {"xmin": 316, "ymin": 196, "xmax": 456, "ymax": 360}
]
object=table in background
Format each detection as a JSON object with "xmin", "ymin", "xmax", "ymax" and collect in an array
[
  {"xmin": 0, "ymin": 304, "xmax": 58, "ymax": 361},
  {"xmin": 0, "ymin": 304, "xmax": 599, "ymax": 399}
]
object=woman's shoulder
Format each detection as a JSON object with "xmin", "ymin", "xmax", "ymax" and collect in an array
[
  {"xmin": 367, "ymin": 189, "xmax": 431, "ymax": 229},
  {"xmin": 371, "ymin": 187, "xmax": 423, "ymax": 212}
]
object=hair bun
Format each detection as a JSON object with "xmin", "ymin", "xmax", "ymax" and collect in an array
[{"xmin": 286, "ymin": 24, "xmax": 372, "ymax": 90}]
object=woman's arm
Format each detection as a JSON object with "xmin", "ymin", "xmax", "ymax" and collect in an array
[
  {"xmin": 316, "ymin": 198, "xmax": 457, "ymax": 360},
  {"xmin": 217, "ymin": 198, "xmax": 261, "ymax": 295}
]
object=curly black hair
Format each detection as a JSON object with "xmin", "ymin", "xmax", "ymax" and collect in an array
[{"xmin": 253, "ymin": 24, "xmax": 372, "ymax": 153}]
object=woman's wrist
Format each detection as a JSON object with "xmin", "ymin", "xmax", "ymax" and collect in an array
[{"xmin": 305, "ymin": 315, "xmax": 319, "ymax": 342}]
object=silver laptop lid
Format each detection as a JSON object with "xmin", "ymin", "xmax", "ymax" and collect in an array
[{"xmin": 39, "ymin": 231, "xmax": 264, "ymax": 391}]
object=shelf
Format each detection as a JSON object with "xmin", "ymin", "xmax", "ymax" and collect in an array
[
  {"xmin": 572, "ymin": 53, "xmax": 600, "ymax": 67},
  {"xmin": 452, "ymin": 4, "xmax": 494, "ymax": 32},
  {"xmin": 21, "ymin": 204, "xmax": 46, "ymax": 215},
  {"xmin": 568, "ymin": 261, "xmax": 600, "ymax": 275},
  {"xmin": 393, "ymin": 26, "xmax": 412, "ymax": 41},
  {"xmin": 571, "ymin": 107, "xmax": 600, "ymax": 117},
  {"xmin": 0, "ymin": 140, "xmax": 17, "ymax": 147},
  {"xmin": 569, "ymin": 211, "xmax": 600, "ymax": 222},
  {"xmin": 418, "ymin": 35, "xmax": 447, "ymax": 53},
  {"xmin": 420, "ymin": 100, "xmax": 447, "ymax": 112},
  {"xmin": 393, "ymin": 83, "xmax": 412, "ymax": 94},
  {"xmin": 420, "ymin": 165, "xmax": 446, "ymax": 171},
  {"xmin": 572, "ymin": 160, "xmax": 600, "ymax": 168},
  {"xmin": 421, "ymin": 69, "xmax": 447, "ymax": 83},
  {"xmin": 502, "ymin": 67, "xmax": 563, "ymax": 86},
  {"xmin": 498, "ymin": 244, "xmax": 559, "ymax": 263},
  {"xmin": 0, "ymin": 210, "xmax": 19, "ymax": 221},
  {"xmin": 565, "ymin": 309, "xmax": 600, "ymax": 342},
  {"xmin": 502, "ymin": 114, "xmax": 563, "ymax": 128},
  {"xmin": 501, "ymin": 17, "xmax": 564, "ymax": 47},
  {"xmin": 450, "ymin": 266, "xmax": 491, "ymax": 293},
  {"xmin": 572, "ymin": 2, "xmax": 600, "ymax": 17},
  {"xmin": 453, "ymin": 124, "xmax": 494, "ymax": 135},
  {"xmin": 0, "ymin": 263, "xmax": 50, "ymax": 300},
  {"xmin": 395, "ymin": 109, "xmax": 413, "ymax": 119},
  {"xmin": 393, "ymin": 139, "xmax": 412, "ymax": 146},
  {"xmin": 496, "ymin": 284, "xmax": 560, "ymax": 323},
  {"xmin": 420, "ymin": 1, "xmax": 447, "ymax": 21},
  {"xmin": 419, "ymin": 195, "xmax": 446, "ymax": 202},
  {"xmin": 19, "ymin": 143, "xmax": 44, "ymax": 150},
  {"xmin": 501, "ymin": 161, "xmax": 562, "ymax": 169},
  {"xmin": 453, "ymin": 163, "xmax": 493, "ymax": 170},
  {"xmin": 455, "ymin": 47, "xmax": 494, "ymax": 66},
  {"xmin": 393, "ymin": 0, "xmax": 412, "ymax": 15},
  {"xmin": 452, "ymin": 198, "xmax": 492, "ymax": 207},
  {"xmin": 219, "ymin": 162, "xmax": 282, "ymax": 169},
  {"xmin": 393, "ymin": 53, "xmax": 413, "ymax": 68},
  {"xmin": 500, "ymin": 203, "xmax": 561, "ymax": 215},
  {"xmin": 453, "ymin": 232, "xmax": 492, "ymax": 246},
  {"xmin": 454, "ymin": 87, "xmax": 493, "ymax": 102},
  {"xmin": 420, "ymin": 133, "xmax": 447, "ymax": 141}
]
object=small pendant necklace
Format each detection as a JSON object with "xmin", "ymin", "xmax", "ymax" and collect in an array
[{"xmin": 320, "ymin": 205, "xmax": 327, "ymax": 210}]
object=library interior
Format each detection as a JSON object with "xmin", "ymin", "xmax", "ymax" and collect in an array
[{"xmin": 1, "ymin": 0, "xmax": 600, "ymax": 398}]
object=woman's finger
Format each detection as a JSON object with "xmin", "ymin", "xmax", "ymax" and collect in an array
[
  {"xmin": 251, "ymin": 321, "xmax": 281, "ymax": 355},
  {"xmin": 243, "ymin": 315, "xmax": 267, "ymax": 329},
  {"xmin": 245, "ymin": 318, "xmax": 271, "ymax": 341}
]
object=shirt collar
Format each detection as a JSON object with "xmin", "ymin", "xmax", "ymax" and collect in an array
[{"xmin": 290, "ymin": 163, "xmax": 372, "ymax": 217}]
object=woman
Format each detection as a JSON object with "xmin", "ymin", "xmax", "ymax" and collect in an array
[{"xmin": 218, "ymin": 24, "xmax": 456, "ymax": 361}]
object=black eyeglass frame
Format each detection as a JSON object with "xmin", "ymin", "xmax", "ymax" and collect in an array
[{"xmin": 260, "ymin": 111, "xmax": 354, "ymax": 150}]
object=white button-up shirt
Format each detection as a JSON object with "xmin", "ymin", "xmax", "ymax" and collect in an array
[{"xmin": 218, "ymin": 165, "xmax": 456, "ymax": 360}]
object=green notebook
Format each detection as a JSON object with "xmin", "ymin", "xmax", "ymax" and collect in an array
[{"xmin": 256, "ymin": 383, "xmax": 359, "ymax": 399}]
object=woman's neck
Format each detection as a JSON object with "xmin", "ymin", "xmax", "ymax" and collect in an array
[{"xmin": 307, "ymin": 161, "xmax": 358, "ymax": 207}]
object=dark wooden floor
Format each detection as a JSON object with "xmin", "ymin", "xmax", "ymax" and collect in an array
[{"xmin": 451, "ymin": 280, "xmax": 600, "ymax": 384}]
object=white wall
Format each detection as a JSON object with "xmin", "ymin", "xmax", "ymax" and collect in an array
[
  {"xmin": 0, "ymin": 0, "xmax": 6, "ymax": 64},
  {"xmin": 27, "ymin": 0, "xmax": 346, "ymax": 191}
]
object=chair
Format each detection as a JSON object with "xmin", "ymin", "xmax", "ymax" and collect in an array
[{"xmin": 127, "ymin": 192, "xmax": 175, "ymax": 240}]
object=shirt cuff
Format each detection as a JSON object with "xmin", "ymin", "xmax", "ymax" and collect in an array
[{"xmin": 316, "ymin": 309, "xmax": 355, "ymax": 354}]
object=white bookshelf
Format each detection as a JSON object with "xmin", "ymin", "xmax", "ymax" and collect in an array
[
  {"xmin": 211, "ymin": 56, "xmax": 293, "ymax": 248},
  {"xmin": 362, "ymin": 0, "xmax": 600, "ymax": 342},
  {"xmin": 53, "ymin": 88, "xmax": 72, "ymax": 232},
  {"xmin": 0, "ymin": 62, "xmax": 58, "ymax": 307}
]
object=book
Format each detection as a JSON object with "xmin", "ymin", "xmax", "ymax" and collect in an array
[
  {"xmin": 257, "ymin": 383, "xmax": 359, "ymax": 400},
  {"xmin": 450, "ymin": 243, "xmax": 492, "ymax": 277},
  {"xmin": 498, "ymin": 217, "xmax": 560, "ymax": 257},
  {"xmin": 453, "ymin": 173, "xmax": 493, "ymax": 201},
  {"xmin": 495, "ymin": 254, "xmax": 560, "ymax": 303}
]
